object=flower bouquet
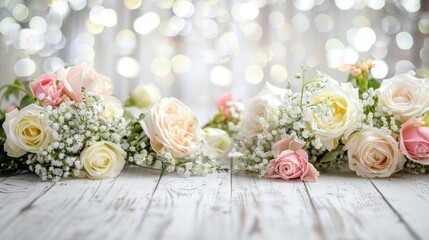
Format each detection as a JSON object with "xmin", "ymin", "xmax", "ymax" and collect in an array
[
  {"xmin": 0, "ymin": 64, "xmax": 227, "ymax": 181},
  {"xmin": 227, "ymin": 60, "xmax": 429, "ymax": 181}
]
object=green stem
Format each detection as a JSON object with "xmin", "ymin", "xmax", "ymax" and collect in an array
[
  {"xmin": 0, "ymin": 84, "xmax": 34, "ymax": 108},
  {"xmin": 299, "ymin": 67, "xmax": 307, "ymax": 111}
]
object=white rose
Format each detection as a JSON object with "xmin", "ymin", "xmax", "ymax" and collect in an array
[
  {"xmin": 3, "ymin": 104, "xmax": 53, "ymax": 157},
  {"xmin": 344, "ymin": 128, "xmax": 406, "ymax": 178},
  {"xmin": 240, "ymin": 83, "xmax": 286, "ymax": 138},
  {"xmin": 202, "ymin": 127, "xmax": 232, "ymax": 159},
  {"xmin": 309, "ymin": 81, "xmax": 362, "ymax": 150},
  {"xmin": 81, "ymin": 141, "xmax": 126, "ymax": 179},
  {"xmin": 378, "ymin": 72, "xmax": 429, "ymax": 122},
  {"xmin": 144, "ymin": 97, "xmax": 203, "ymax": 163},
  {"xmin": 100, "ymin": 96, "xmax": 124, "ymax": 119},
  {"xmin": 131, "ymin": 83, "xmax": 161, "ymax": 111}
]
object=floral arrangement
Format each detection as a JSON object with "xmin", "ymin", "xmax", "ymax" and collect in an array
[
  {"xmin": 226, "ymin": 60, "xmax": 429, "ymax": 181},
  {"xmin": 0, "ymin": 65, "xmax": 227, "ymax": 180}
]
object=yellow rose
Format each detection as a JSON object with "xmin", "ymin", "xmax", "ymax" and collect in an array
[
  {"xmin": 3, "ymin": 104, "xmax": 53, "ymax": 157},
  {"xmin": 143, "ymin": 97, "xmax": 203, "ymax": 163},
  {"xmin": 309, "ymin": 81, "xmax": 362, "ymax": 150},
  {"xmin": 81, "ymin": 141, "xmax": 126, "ymax": 179}
]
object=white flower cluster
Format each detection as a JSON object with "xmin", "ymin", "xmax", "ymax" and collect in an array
[
  {"xmin": 26, "ymin": 94, "xmax": 127, "ymax": 181},
  {"xmin": 232, "ymin": 71, "xmax": 366, "ymax": 176},
  {"xmin": 124, "ymin": 113, "xmax": 228, "ymax": 177}
]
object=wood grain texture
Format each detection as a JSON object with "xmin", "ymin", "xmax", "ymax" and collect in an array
[
  {"xmin": 371, "ymin": 174, "xmax": 429, "ymax": 239},
  {"xmin": 232, "ymin": 173, "xmax": 322, "ymax": 240},
  {"xmin": 0, "ymin": 167, "xmax": 162, "ymax": 240},
  {"xmin": 134, "ymin": 171, "xmax": 231, "ymax": 240},
  {"xmin": 305, "ymin": 172, "xmax": 415, "ymax": 240},
  {"xmin": 0, "ymin": 174, "xmax": 54, "ymax": 230},
  {"xmin": 0, "ymin": 167, "xmax": 428, "ymax": 240}
]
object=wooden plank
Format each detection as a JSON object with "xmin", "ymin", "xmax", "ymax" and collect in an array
[
  {"xmin": 370, "ymin": 174, "xmax": 429, "ymax": 239},
  {"xmin": 0, "ymin": 167, "xmax": 162, "ymax": 240},
  {"xmin": 231, "ymin": 173, "xmax": 322, "ymax": 240},
  {"xmin": 133, "ymin": 171, "xmax": 232, "ymax": 240},
  {"xmin": 0, "ymin": 173, "xmax": 54, "ymax": 230},
  {"xmin": 305, "ymin": 172, "xmax": 415, "ymax": 240}
]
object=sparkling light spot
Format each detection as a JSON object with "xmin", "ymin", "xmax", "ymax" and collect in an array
[
  {"xmin": 335, "ymin": 0, "xmax": 354, "ymax": 10},
  {"xmin": 293, "ymin": 0, "xmax": 315, "ymax": 11},
  {"xmin": 210, "ymin": 66, "xmax": 232, "ymax": 87},
  {"xmin": 315, "ymin": 14, "xmax": 333, "ymax": 32},
  {"xmin": 124, "ymin": 0, "xmax": 142, "ymax": 10},
  {"xmin": 244, "ymin": 65, "xmax": 264, "ymax": 85},
  {"xmin": 171, "ymin": 54, "xmax": 192, "ymax": 74},
  {"xmin": 134, "ymin": 12, "xmax": 160, "ymax": 35},
  {"xmin": 14, "ymin": 58, "xmax": 36, "ymax": 77},
  {"xmin": 353, "ymin": 27, "xmax": 376, "ymax": 52},
  {"xmin": 292, "ymin": 14, "xmax": 310, "ymax": 32},
  {"xmin": 371, "ymin": 60, "xmax": 388, "ymax": 79},
  {"xmin": 396, "ymin": 60, "xmax": 415, "ymax": 73},
  {"xmin": 396, "ymin": 32, "xmax": 413, "ymax": 50},
  {"xmin": 151, "ymin": 56, "xmax": 171, "ymax": 76},
  {"xmin": 270, "ymin": 65, "xmax": 288, "ymax": 82},
  {"xmin": 117, "ymin": 57, "xmax": 140, "ymax": 78},
  {"xmin": 173, "ymin": 1, "xmax": 195, "ymax": 18},
  {"xmin": 12, "ymin": 4, "xmax": 30, "ymax": 22}
]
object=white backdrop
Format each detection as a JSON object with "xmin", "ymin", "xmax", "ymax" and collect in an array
[{"xmin": 0, "ymin": 0, "xmax": 428, "ymax": 121}]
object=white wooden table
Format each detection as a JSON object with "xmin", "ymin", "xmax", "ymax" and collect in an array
[{"xmin": 0, "ymin": 166, "xmax": 428, "ymax": 240}]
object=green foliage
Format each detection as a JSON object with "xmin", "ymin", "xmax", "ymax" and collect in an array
[
  {"xmin": 320, "ymin": 144, "xmax": 344, "ymax": 163},
  {"xmin": 367, "ymin": 78, "xmax": 380, "ymax": 90}
]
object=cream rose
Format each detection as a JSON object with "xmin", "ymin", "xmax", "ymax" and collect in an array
[
  {"xmin": 240, "ymin": 83, "xmax": 286, "ymax": 138},
  {"xmin": 344, "ymin": 128, "xmax": 406, "ymax": 178},
  {"xmin": 309, "ymin": 81, "xmax": 362, "ymax": 151},
  {"xmin": 144, "ymin": 97, "xmax": 203, "ymax": 162},
  {"xmin": 81, "ymin": 141, "xmax": 125, "ymax": 179},
  {"xmin": 378, "ymin": 73, "xmax": 429, "ymax": 122},
  {"xmin": 131, "ymin": 83, "xmax": 161, "ymax": 111},
  {"xmin": 3, "ymin": 104, "xmax": 53, "ymax": 157},
  {"xmin": 100, "ymin": 96, "xmax": 124, "ymax": 119},
  {"xmin": 202, "ymin": 127, "xmax": 232, "ymax": 159}
]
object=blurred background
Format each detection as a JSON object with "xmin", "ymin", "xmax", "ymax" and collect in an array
[{"xmin": 0, "ymin": 0, "xmax": 428, "ymax": 120}]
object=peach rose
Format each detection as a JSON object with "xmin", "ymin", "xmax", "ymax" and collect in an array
[
  {"xmin": 143, "ymin": 98, "xmax": 203, "ymax": 163},
  {"xmin": 399, "ymin": 118, "xmax": 429, "ymax": 165},
  {"xmin": 29, "ymin": 73, "xmax": 68, "ymax": 107},
  {"xmin": 265, "ymin": 137, "xmax": 319, "ymax": 182},
  {"xmin": 344, "ymin": 128, "xmax": 406, "ymax": 178},
  {"xmin": 62, "ymin": 64, "xmax": 113, "ymax": 102}
]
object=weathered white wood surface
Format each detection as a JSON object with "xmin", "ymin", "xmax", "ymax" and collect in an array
[{"xmin": 0, "ymin": 167, "xmax": 428, "ymax": 240}]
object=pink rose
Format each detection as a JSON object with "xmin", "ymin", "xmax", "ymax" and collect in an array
[
  {"xmin": 399, "ymin": 118, "xmax": 429, "ymax": 165},
  {"xmin": 265, "ymin": 137, "xmax": 319, "ymax": 182},
  {"xmin": 216, "ymin": 92, "xmax": 236, "ymax": 119},
  {"xmin": 63, "ymin": 64, "xmax": 113, "ymax": 102},
  {"xmin": 29, "ymin": 74, "xmax": 68, "ymax": 107}
]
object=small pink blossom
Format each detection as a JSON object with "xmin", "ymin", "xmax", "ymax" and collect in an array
[
  {"xmin": 351, "ymin": 66, "xmax": 362, "ymax": 76},
  {"xmin": 399, "ymin": 118, "xmax": 429, "ymax": 165},
  {"xmin": 216, "ymin": 92, "xmax": 237, "ymax": 119},
  {"xmin": 265, "ymin": 137, "xmax": 319, "ymax": 182},
  {"xmin": 29, "ymin": 73, "xmax": 68, "ymax": 107}
]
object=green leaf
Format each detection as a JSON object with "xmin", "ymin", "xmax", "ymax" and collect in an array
[
  {"xmin": 124, "ymin": 97, "xmax": 135, "ymax": 107},
  {"xmin": 368, "ymin": 78, "xmax": 380, "ymax": 90},
  {"xmin": 123, "ymin": 109, "xmax": 137, "ymax": 122},
  {"xmin": 320, "ymin": 145, "xmax": 344, "ymax": 163},
  {"xmin": 19, "ymin": 95, "xmax": 34, "ymax": 109}
]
